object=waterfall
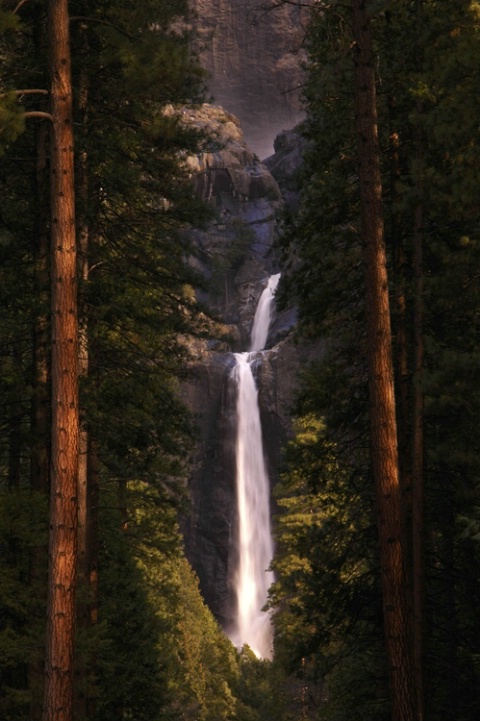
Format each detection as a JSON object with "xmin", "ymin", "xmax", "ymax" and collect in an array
[
  {"xmin": 250, "ymin": 274, "xmax": 281, "ymax": 352},
  {"xmin": 229, "ymin": 273, "xmax": 280, "ymax": 659}
]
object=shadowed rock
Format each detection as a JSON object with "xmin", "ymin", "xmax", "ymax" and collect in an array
[
  {"xmin": 191, "ymin": 0, "xmax": 308, "ymax": 158},
  {"xmin": 180, "ymin": 108, "xmax": 307, "ymax": 629}
]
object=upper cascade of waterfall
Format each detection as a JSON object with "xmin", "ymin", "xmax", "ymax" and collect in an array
[{"xmin": 249, "ymin": 273, "xmax": 281, "ymax": 352}]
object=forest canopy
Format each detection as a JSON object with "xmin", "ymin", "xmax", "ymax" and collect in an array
[{"xmin": 271, "ymin": 2, "xmax": 480, "ymax": 721}]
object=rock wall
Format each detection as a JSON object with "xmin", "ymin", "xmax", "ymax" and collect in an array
[
  {"xmin": 180, "ymin": 105, "xmax": 303, "ymax": 627},
  {"xmin": 191, "ymin": 0, "xmax": 308, "ymax": 158}
]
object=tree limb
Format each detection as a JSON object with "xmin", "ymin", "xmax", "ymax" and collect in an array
[
  {"xmin": 23, "ymin": 111, "xmax": 54, "ymax": 122},
  {"xmin": 13, "ymin": 0, "xmax": 29, "ymax": 14},
  {"xmin": 0, "ymin": 89, "xmax": 49, "ymax": 97}
]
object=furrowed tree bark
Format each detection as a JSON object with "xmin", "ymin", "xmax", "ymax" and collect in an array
[
  {"xmin": 351, "ymin": 2, "xmax": 414, "ymax": 720},
  {"xmin": 42, "ymin": 1, "xmax": 79, "ymax": 720},
  {"xmin": 74, "ymin": 16, "xmax": 99, "ymax": 710}
]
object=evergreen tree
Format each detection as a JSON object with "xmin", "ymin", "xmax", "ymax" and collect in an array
[
  {"xmin": 273, "ymin": 2, "xmax": 480, "ymax": 720},
  {"xmin": 42, "ymin": 3, "xmax": 79, "ymax": 720},
  {"xmin": 1, "ymin": 1, "xmax": 213, "ymax": 718},
  {"xmin": 270, "ymin": 410, "xmax": 388, "ymax": 721}
]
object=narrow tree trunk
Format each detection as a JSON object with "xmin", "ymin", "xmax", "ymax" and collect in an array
[
  {"xmin": 432, "ymin": 473, "xmax": 458, "ymax": 720},
  {"xmin": 28, "ymin": 115, "xmax": 51, "ymax": 721},
  {"xmin": 351, "ymin": 3, "xmax": 414, "ymax": 720},
  {"xmin": 75, "ymin": 31, "xmax": 98, "ymax": 710},
  {"xmin": 411, "ymin": 4, "xmax": 425, "ymax": 719},
  {"xmin": 42, "ymin": 0, "xmax": 79, "ymax": 719},
  {"xmin": 7, "ymin": 359, "xmax": 22, "ymax": 489},
  {"xmin": 31, "ymin": 118, "xmax": 50, "ymax": 497},
  {"xmin": 386, "ymin": 91, "xmax": 411, "ymax": 505},
  {"xmin": 86, "ymin": 434, "xmax": 100, "ymax": 719},
  {"xmin": 411, "ymin": 200, "xmax": 425, "ymax": 721}
]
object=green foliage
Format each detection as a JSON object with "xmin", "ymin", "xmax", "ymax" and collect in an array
[
  {"xmin": 277, "ymin": 3, "xmax": 361, "ymax": 343},
  {"xmin": 95, "ymin": 492, "xmax": 178, "ymax": 721},
  {"xmin": 274, "ymin": 3, "xmax": 480, "ymax": 719},
  {"xmin": 0, "ymin": 92, "xmax": 26, "ymax": 154},
  {"xmin": 233, "ymin": 647, "xmax": 291, "ymax": 721},
  {"xmin": 0, "ymin": 8, "xmax": 20, "ymax": 33},
  {"xmin": 96, "ymin": 483, "xmax": 240, "ymax": 721},
  {"xmin": 269, "ymin": 410, "xmax": 386, "ymax": 720},
  {"xmin": 172, "ymin": 557, "xmax": 238, "ymax": 721},
  {"xmin": 208, "ymin": 218, "xmax": 256, "ymax": 299},
  {"xmin": 0, "ymin": 4, "xmax": 46, "ymax": 154},
  {"xmin": 1, "ymin": 2, "xmax": 218, "ymax": 720},
  {"xmin": 0, "ymin": 490, "xmax": 48, "ymax": 720}
]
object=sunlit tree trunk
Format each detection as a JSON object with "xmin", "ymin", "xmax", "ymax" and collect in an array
[
  {"xmin": 42, "ymin": 0, "xmax": 79, "ymax": 719},
  {"xmin": 75, "ymin": 21, "xmax": 99, "ymax": 710},
  {"xmin": 351, "ymin": 2, "xmax": 414, "ymax": 720}
]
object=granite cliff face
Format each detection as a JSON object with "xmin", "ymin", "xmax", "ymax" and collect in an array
[
  {"xmin": 180, "ymin": 105, "xmax": 303, "ymax": 628},
  {"xmin": 191, "ymin": 0, "xmax": 308, "ymax": 158}
]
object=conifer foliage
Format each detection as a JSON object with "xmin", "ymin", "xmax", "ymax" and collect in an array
[
  {"xmin": 0, "ymin": 1, "xmax": 239, "ymax": 720},
  {"xmin": 272, "ymin": 2, "xmax": 480, "ymax": 721}
]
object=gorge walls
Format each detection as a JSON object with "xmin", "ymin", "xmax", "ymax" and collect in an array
[
  {"xmin": 181, "ymin": 105, "xmax": 303, "ymax": 632},
  {"xmin": 191, "ymin": 0, "xmax": 308, "ymax": 158}
]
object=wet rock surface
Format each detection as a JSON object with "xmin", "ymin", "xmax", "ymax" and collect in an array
[{"xmin": 180, "ymin": 107, "xmax": 305, "ymax": 627}]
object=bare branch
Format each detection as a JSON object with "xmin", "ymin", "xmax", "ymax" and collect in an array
[
  {"xmin": 13, "ymin": 0, "xmax": 29, "ymax": 14},
  {"xmin": 0, "ymin": 89, "xmax": 48, "ymax": 98},
  {"xmin": 23, "ymin": 111, "xmax": 54, "ymax": 122}
]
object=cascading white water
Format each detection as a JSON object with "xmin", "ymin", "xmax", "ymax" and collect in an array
[
  {"xmin": 230, "ymin": 273, "xmax": 280, "ymax": 659},
  {"xmin": 250, "ymin": 274, "xmax": 281, "ymax": 352}
]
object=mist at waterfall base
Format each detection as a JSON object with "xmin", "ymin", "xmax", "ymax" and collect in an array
[{"xmin": 228, "ymin": 274, "xmax": 281, "ymax": 660}]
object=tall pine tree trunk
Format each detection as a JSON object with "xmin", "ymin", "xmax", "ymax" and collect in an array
[
  {"xmin": 7, "ymin": 345, "xmax": 22, "ymax": 490},
  {"xmin": 412, "ymin": 3, "xmax": 425, "ymax": 718},
  {"xmin": 31, "ymin": 118, "xmax": 50, "ymax": 497},
  {"xmin": 351, "ymin": 3, "xmax": 414, "ymax": 720},
  {"xmin": 412, "ymin": 199, "xmax": 425, "ymax": 721},
  {"xmin": 75, "ymin": 33, "xmax": 99, "ymax": 712},
  {"xmin": 29, "ymin": 116, "xmax": 50, "ymax": 721},
  {"xmin": 42, "ymin": 0, "xmax": 79, "ymax": 719}
]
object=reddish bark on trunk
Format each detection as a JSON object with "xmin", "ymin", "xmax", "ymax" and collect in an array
[
  {"xmin": 42, "ymin": 0, "xmax": 79, "ymax": 719},
  {"xmin": 351, "ymin": 2, "xmax": 415, "ymax": 720}
]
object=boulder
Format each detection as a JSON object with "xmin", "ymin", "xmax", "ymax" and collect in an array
[{"xmin": 264, "ymin": 127, "xmax": 309, "ymax": 213}]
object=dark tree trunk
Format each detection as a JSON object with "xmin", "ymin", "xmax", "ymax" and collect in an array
[
  {"xmin": 412, "ymin": 198, "xmax": 424, "ymax": 721},
  {"xmin": 7, "ymin": 364, "xmax": 22, "ymax": 490},
  {"xmin": 42, "ymin": 0, "xmax": 79, "ymax": 719},
  {"xmin": 351, "ymin": 2, "xmax": 415, "ymax": 720},
  {"xmin": 28, "ymin": 114, "xmax": 51, "ymax": 721},
  {"xmin": 31, "ymin": 118, "xmax": 51, "ymax": 497},
  {"xmin": 412, "ymin": 3, "xmax": 425, "ymax": 718}
]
